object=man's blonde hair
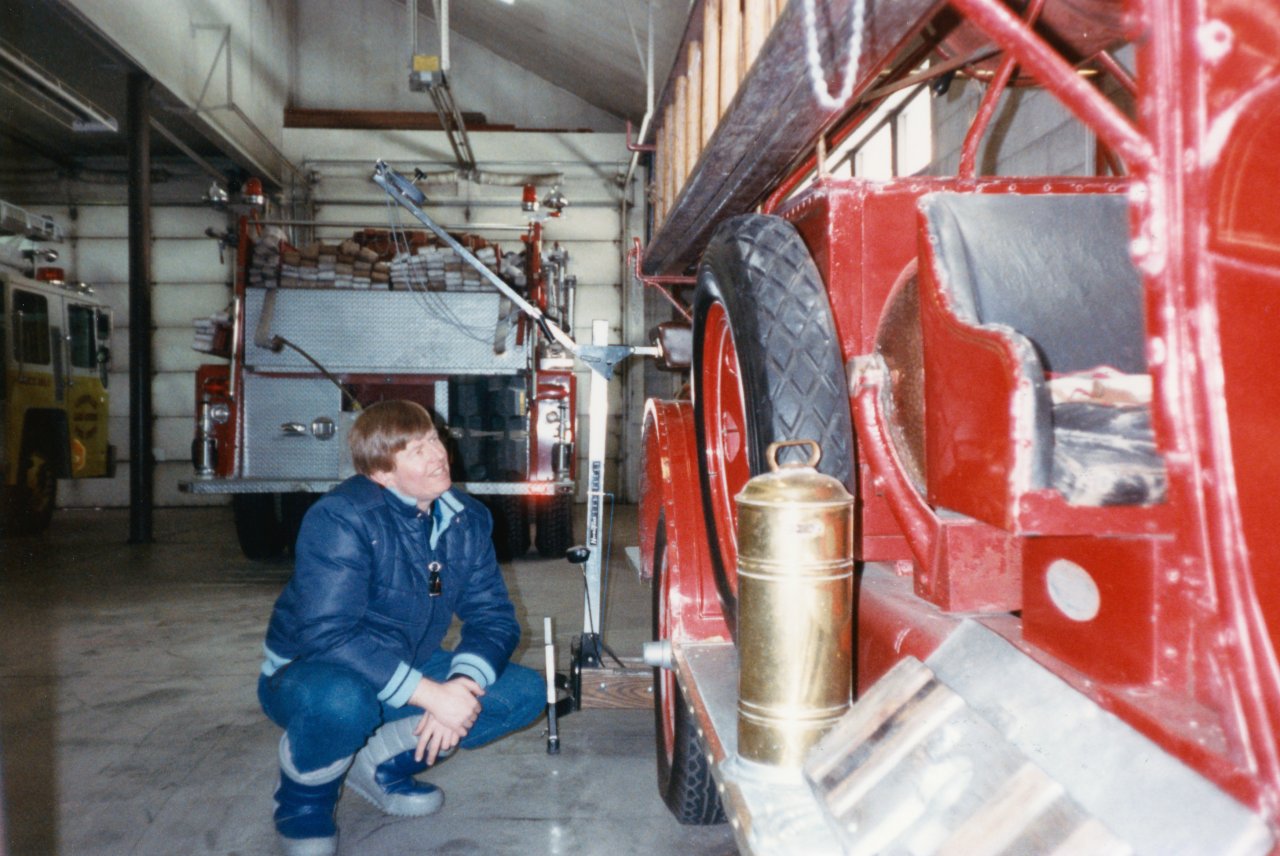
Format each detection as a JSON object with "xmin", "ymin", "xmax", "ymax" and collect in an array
[{"xmin": 348, "ymin": 400, "xmax": 436, "ymax": 476}]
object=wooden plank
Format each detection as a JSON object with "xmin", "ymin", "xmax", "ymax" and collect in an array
[
  {"xmin": 721, "ymin": 0, "xmax": 742, "ymax": 116},
  {"xmin": 674, "ymin": 74, "xmax": 689, "ymax": 185},
  {"xmin": 642, "ymin": 0, "xmax": 947, "ymax": 276},
  {"xmin": 654, "ymin": 119, "xmax": 666, "ymax": 229},
  {"xmin": 655, "ymin": 127, "xmax": 665, "ymax": 226},
  {"xmin": 743, "ymin": 0, "xmax": 768, "ymax": 75},
  {"xmin": 656, "ymin": 109, "xmax": 665, "ymax": 229},
  {"xmin": 578, "ymin": 659, "xmax": 653, "ymax": 710},
  {"xmin": 686, "ymin": 41, "xmax": 703, "ymax": 180},
  {"xmin": 702, "ymin": 0, "xmax": 721, "ymax": 148},
  {"xmin": 662, "ymin": 106, "xmax": 675, "ymax": 226}
]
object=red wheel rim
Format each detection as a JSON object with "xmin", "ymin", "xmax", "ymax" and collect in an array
[
  {"xmin": 657, "ymin": 532, "xmax": 675, "ymax": 766},
  {"xmin": 699, "ymin": 302, "xmax": 749, "ymax": 596}
]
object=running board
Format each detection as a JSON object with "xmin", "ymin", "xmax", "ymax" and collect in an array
[
  {"xmin": 676, "ymin": 621, "xmax": 1272, "ymax": 855},
  {"xmin": 805, "ymin": 622, "xmax": 1273, "ymax": 855}
]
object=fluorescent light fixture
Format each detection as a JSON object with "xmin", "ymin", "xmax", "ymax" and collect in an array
[{"xmin": 0, "ymin": 39, "xmax": 118, "ymax": 133}]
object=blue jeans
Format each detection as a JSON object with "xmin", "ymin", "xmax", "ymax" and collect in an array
[{"xmin": 259, "ymin": 648, "xmax": 544, "ymax": 773}]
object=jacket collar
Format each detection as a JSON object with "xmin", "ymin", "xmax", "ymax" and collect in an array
[{"xmin": 376, "ymin": 481, "xmax": 464, "ymax": 542}]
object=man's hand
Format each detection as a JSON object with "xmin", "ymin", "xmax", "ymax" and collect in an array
[
  {"xmin": 407, "ymin": 676, "xmax": 485, "ymax": 763},
  {"xmin": 413, "ymin": 713, "xmax": 462, "ymax": 765}
]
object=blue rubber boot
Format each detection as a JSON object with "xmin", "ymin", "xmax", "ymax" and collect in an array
[
  {"xmin": 346, "ymin": 717, "xmax": 445, "ymax": 817},
  {"xmin": 274, "ymin": 736, "xmax": 352, "ymax": 856}
]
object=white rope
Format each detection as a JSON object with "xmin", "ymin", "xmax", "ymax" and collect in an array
[{"xmin": 801, "ymin": 0, "xmax": 869, "ymax": 111}]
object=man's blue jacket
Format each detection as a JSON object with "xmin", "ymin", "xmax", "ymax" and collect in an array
[{"xmin": 261, "ymin": 475, "xmax": 520, "ymax": 708}]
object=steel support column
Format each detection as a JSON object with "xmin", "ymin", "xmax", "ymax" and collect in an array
[{"xmin": 127, "ymin": 72, "xmax": 153, "ymax": 544}]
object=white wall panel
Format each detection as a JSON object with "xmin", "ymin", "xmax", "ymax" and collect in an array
[
  {"xmin": 556, "ymin": 243, "xmax": 623, "ymax": 283},
  {"xmin": 154, "ymin": 415, "xmax": 197, "ymax": 463},
  {"xmin": 930, "ymin": 79, "xmax": 1094, "ymax": 177},
  {"xmin": 73, "ymin": 239, "xmax": 126, "ymax": 284},
  {"xmin": 62, "ymin": 237, "xmax": 232, "ymax": 286},
  {"xmin": 153, "ymin": 243, "xmax": 232, "ymax": 284},
  {"xmin": 75, "ymin": 206, "xmax": 233, "ymax": 239},
  {"xmin": 291, "ymin": 0, "xmax": 621, "ymax": 132},
  {"xmin": 92, "ymin": 281, "xmax": 231, "ymax": 316},
  {"xmin": 308, "ymin": 204, "xmax": 626, "ymax": 243},
  {"xmin": 572, "ymin": 286, "xmax": 625, "ymax": 328},
  {"xmin": 153, "ymin": 374, "xmax": 198, "ymax": 419},
  {"xmin": 154, "ymin": 329, "xmax": 217, "ymax": 374},
  {"xmin": 153, "ymin": 284, "xmax": 234, "ymax": 329}
]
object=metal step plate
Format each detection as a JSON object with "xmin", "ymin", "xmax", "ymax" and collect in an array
[
  {"xmin": 243, "ymin": 288, "xmax": 526, "ymax": 374},
  {"xmin": 804, "ymin": 621, "xmax": 1273, "ymax": 856}
]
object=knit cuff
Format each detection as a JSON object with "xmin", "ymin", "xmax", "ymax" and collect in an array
[
  {"xmin": 380, "ymin": 662, "xmax": 425, "ymax": 708},
  {"xmin": 447, "ymin": 652, "xmax": 496, "ymax": 689}
]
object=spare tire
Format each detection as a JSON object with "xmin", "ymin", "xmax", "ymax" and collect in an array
[{"xmin": 692, "ymin": 214, "xmax": 855, "ymax": 631}]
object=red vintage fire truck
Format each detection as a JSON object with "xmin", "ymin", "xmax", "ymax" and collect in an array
[
  {"xmin": 637, "ymin": 0, "xmax": 1280, "ymax": 851},
  {"xmin": 183, "ymin": 195, "xmax": 576, "ymax": 562}
]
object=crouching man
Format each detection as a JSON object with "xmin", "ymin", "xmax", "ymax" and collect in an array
[{"xmin": 257, "ymin": 400, "xmax": 543, "ymax": 855}]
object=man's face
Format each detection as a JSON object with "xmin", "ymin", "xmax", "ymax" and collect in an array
[{"xmin": 373, "ymin": 429, "xmax": 451, "ymax": 506}]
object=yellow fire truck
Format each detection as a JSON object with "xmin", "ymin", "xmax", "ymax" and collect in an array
[{"xmin": 1, "ymin": 201, "xmax": 113, "ymax": 535}]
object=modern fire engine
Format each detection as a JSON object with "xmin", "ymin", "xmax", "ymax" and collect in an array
[
  {"xmin": 181, "ymin": 179, "xmax": 576, "ymax": 562},
  {"xmin": 1, "ymin": 200, "xmax": 114, "ymax": 536},
  {"xmin": 635, "ymin": 0, "xmax": 1280, "ymax": 852}
]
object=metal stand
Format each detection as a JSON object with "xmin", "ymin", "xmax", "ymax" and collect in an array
[
  {"xmin": 566, "ymin": 320, "xmax": 657, "ymax": 709},
  {"xmin": 373, "ymin": 163, "xmax": 657, "ymax": 712},
  {"xmin": 578, "ymin": 320, "xmax": 611, "ymax": 669}
]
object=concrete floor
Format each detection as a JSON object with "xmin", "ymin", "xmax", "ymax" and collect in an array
[{"xmin": 0, "ymin": 504, "xmax": 738, "ymax": 856}]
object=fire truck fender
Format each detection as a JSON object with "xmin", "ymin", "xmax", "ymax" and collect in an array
[
  {"xmin": 640, "ymin": 399, "xmax": 729, "ymax": 644},
  {"xmin": 641, "ymin": 398, "xmax": 729, "ymax": 825}
]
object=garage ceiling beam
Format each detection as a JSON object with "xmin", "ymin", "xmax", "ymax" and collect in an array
[{"xmin": 283, "ymin": 107, "xmax": 494, "ymax": 131}]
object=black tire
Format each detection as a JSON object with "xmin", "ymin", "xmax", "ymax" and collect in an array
[
  {"xmin": 693, "ymin": 214, "xmax": 855, "ymax": 629},
  {"xmin": 487, "ymin": 493, "xmax": 530, "ymax": 562},
  {"xmin": 280, "ymin": 492, "xmax": 319, "ymax": 556},
  {"xmin": 534, "ymin": 493, "xmax": 574, "ymax": 558},
  {"xmin": 658, "ymin": 680, "xmax": 725, "ymax": 825},
  {"xmin": 232, "ymin": 493, "xmax": 287, "ymax": 560},
  {"xmin": 3, "ymin": 447, "xmax": 57, "ymax": 535},
  {"xmin": 652, "ymin": 516, "xmax": 726, "ymax": 825}
]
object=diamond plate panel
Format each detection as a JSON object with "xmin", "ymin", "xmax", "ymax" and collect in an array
[
  {"xmin": 244, "ymin": 288, "xmax": 526, "ymax": 374},
  {"xmin": 242, "ymin": 375, "xmax": 350, "ymax": 479}
]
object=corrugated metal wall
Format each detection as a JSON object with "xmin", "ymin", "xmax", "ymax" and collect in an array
[
  {"xmin": 32, "ymin": 183, "xmax": 237, "ymax": 508},
  {"xmin": 931, "ymin": 79, "xmax": 1096, "ymax": 177},
  {"xmin": 929, "ymin": 47, "xmax": 1135, "ymax": 178}
]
